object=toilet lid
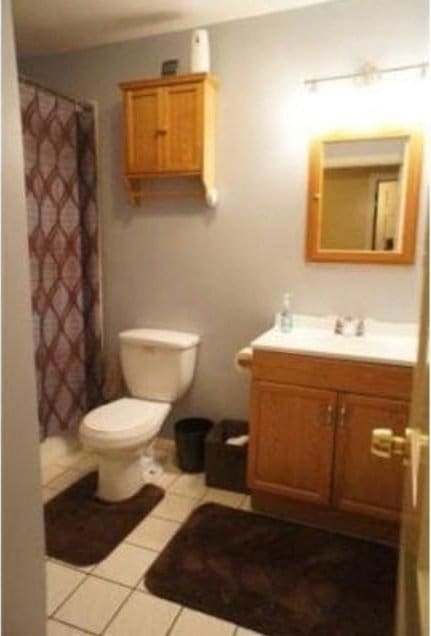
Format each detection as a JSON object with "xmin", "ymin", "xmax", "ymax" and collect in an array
[{"xmin": 82, "ymin": 398, "xmax": 171, "ymax": 438}]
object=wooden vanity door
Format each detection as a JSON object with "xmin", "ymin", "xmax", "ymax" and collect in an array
[
  {"xmin": 163, "ymin": 82, "xmax": 203, "ymax": 173},
  {"xmin": 333, "ymin": 394, "xmax": 408, "ymax": 521},
  {"xmin": 248, "ymin": 381, "xmax": 337, "ymax": 505}
]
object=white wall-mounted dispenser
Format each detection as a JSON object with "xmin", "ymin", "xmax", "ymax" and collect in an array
[{"xmin": 190, "ymin": 29, "xmax": 210, "ymax": 73}]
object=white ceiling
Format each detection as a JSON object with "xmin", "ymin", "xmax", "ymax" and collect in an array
[{"xmin": 13, "ymin": 0, "xmax": 333, "ymax": 57}]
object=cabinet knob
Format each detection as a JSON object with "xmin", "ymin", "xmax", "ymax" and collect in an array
[
  {"xmin": 339, "ymin": 403, "xmax": 347, "ymax": 429},
  {"xmin": 156, "ymin": 128, "xmax": 168, "ymax": 135},
  {"xmin": 326, "ymin": 403, "xmax": 334, "ymax": 427}
]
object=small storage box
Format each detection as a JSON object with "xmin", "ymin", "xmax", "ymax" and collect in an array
[{"xmin": 205, "ymin": 420, "xmax": 249, "ymax": 493}]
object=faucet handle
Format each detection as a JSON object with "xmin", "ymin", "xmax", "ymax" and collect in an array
[
  {"xmin": 334, "ymin": 316, "xmax": 365, "ymax": 336},
  {"xmin": 334, "ymin": 317, "xmax": 343, "ymax": 335}
]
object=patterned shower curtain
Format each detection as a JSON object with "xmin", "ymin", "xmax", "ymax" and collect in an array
[{"xmin": 20, "ymin": 79, "xmax": 103, "ymax": 439}]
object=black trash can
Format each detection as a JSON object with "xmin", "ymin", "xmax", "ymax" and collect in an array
[{"xmin": 175, "ymin": 418, "xmax": 213, "ymax": 473}]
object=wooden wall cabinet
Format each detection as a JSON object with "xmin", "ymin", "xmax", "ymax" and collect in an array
[
  {"xmin": 248, "ymin": 351, "xmax": 413, "ymax": 542},
  {"xmin": 119, "ymin": 73, "xmax": 218, "ymax": 206}
]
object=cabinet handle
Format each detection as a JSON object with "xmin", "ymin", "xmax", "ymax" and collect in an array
[
  {"xmin": 326, "ymin": 403, "xmax": 333, "ymax": 427},
  {"xmin": 339, "ymin": 403, "xmax": 347, "ymax": 429},
  {"xmin": 156, "ymin": 128, "xmax": 168, "ymax": 135}
]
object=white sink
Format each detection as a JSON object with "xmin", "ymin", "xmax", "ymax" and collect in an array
[{"xmin": 251, "ymin": 317, "xmax": 418, "ymax": 366}]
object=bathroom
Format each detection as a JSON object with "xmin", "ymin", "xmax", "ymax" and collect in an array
[{"xmin": 3, "ymin": 0, "xmax": 429, "ymax": 634}]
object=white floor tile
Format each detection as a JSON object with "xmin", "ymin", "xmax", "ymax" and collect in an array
[
  {"xmin": 126, "ymin": 516, "xmax": 180, "ymax": 552},
  {"xmin": 162, "ymin": 460, "xmax": 181, "ymax": 475},
  {"xmin": 93, "ymin": 543, "xmax": 157, "ymax": 588},
  {"xmin": 54, "ymin": 449, "xmax": 86, "ymax": 469},
  {"xmin": 42, "ymin": 464, "xmax": 67, "ymax": 486},
  {"xmin": 55, "ymin": 575, "xmax": 130, "ymax": 634},
  {"xmin": 48, "ymin": 557, "xmax": 95, "ymax": 575},
  {"xmin": 240, "ymin": 496, "xmax": 253, "ymax": 511},
  {"xmin": 201, "ymin": 488, "xmax": 246, "ymax": 508},
  {"xmin": 152, "ymin": 471, "xmax": 179, "ymax": 490},
  {"xmin": 73, "ymin": 453, "xmax": 98, "ymax": 472},
  {"xmin": 46, "ymin": 562, "xmax": 85, "ymax": 615},
  {"xmin": 151, "ymin": 493, "xmax": 197, "ymax": 522},
  {"xmin": 105, "ymin": 590, "xmax": 180, "ymax": 636},
  {"xmin": 170, "ymin": 608, "xmax": 236, "ymax": 636},
  {"xmin": 235, "ymin": 628, "xmax": 264, "ymax": 636},
  {"xmin": 43, "ymin": 487, "xmax": 56, "ymax": 503},
  {"xmin": 47, "ymin": 469, "xmax": 83, "ymax": 494},
  {"xmin": 169, "ymin": 473, "xmax": 207, "ymax": 499},
  {"xmin": 47, "ymin": 619, "xmax": 87, "ymax": 635}
]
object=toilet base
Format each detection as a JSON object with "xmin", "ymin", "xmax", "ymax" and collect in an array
[
  {"xmin": 97, "ymin": 452, "xmax": 144, "ymax": 502},
  {"xmin": 142, "ymin": 457, "xmax": 164, "ymax": 481},
  {"xmin": 141, "ymin": 440, "xmax": 164, "ymax": 482}
]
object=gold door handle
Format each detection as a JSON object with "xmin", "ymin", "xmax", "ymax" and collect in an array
[{"xmin": 371, "ymin": 427, "xmax": 411, "ymax": 460}]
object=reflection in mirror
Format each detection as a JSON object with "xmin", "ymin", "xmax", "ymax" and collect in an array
[{"xmin": 320, "ymin": 137, "xmax": 407, "ymax": 252}]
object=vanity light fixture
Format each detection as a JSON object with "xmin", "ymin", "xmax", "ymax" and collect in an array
[
  {"xmin": 304, "ymin": 61, "xmax": 428, "ymax": 92},
  {"xmin": 303, "ymin": 62, "xmax": 428, "ymax": 133}
]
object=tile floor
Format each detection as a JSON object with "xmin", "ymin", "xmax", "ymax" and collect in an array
[{"xmin": 43, "ymin": 441, "xmax": 261, "ymax": 636}]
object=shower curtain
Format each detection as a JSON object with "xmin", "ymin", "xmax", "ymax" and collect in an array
[{"xmin": 20, "ymin": 79, "xmax": 103, "ymax": 440}]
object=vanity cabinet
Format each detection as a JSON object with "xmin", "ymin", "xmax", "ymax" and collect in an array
[
  {"xmin": 119, "ymin": 73, "xmax": 218, "ymax": 205},
  {"xmin": 248, "ymin": 350, "xmax": 413, "ymax": 542}
]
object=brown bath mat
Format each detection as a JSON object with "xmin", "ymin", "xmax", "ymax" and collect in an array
[
  {"xmin": 45, "ymin": 472, "xmax": 164, "ymax": 566},
  {"xmin": 145, "ymin": 503, "xmax": 398, "ymax": 636}
]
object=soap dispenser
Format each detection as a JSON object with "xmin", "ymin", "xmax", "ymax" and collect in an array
[{"xmin": 277, "ymin": 293, "xmax": 293, "ymax": 333}]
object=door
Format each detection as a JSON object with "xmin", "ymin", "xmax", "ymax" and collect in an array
[
  {"xmin": 124, "ymin": 87, "xmax": 162, "ymax": 174},
  {"xmin": 395, "ymin": 227, "xmax": 428, "ymax": 636},
  {"xmin": 333, "ymin": 394, "xmax": 407, "ymax": 521},
  {"xmin": 248, "ymin": 381, "xmax": 336, "ymax": 505},
  {"xmin": 163, "ymin": 83, "xmax": 203, "ymax": 173},
  {"xmin": 373, "ymin": 179, "xmax": 400, "ymax": 251}
]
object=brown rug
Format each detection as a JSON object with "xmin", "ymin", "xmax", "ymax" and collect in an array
[
  {"xmin": 145, "ymin": 503, "xmax": 398, "ymax": 636},
  {"xmin": 45, "ymin": 472, "xmax": 164, "ymax": 566}
]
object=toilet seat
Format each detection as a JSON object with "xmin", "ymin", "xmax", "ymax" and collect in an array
[{"xmin": 80, "ymin": 397, "xmax": 171, "ymax": 451}]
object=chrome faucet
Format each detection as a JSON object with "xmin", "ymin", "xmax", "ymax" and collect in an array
[{"xmin": 334, "ymin": 317, "xmax": 365, "ymax": 337}]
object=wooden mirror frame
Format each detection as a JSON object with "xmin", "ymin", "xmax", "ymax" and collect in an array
[{"xmin": 305, "ymin": 128, "xmax": 423, "ymax": 265}]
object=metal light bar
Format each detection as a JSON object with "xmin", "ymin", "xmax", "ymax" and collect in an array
[{"xmin": 304, "ymin": 62, "xmax": 428, "ymax": 89}]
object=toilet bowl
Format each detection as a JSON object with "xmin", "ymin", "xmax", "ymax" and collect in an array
[
  {"xmin": 80, "ymin": 398, "xmax": 171, "ymax": 501},
  {"xmin": 79, "ymin": 329, "xmax": 199, "ymax": 502}
]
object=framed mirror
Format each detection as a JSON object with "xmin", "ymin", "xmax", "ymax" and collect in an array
[{"xmin": 305, "ymin": 129, "xmax": 423, "ymax": 264}]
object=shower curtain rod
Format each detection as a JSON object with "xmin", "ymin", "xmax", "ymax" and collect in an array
[{"xmin": 19, "ymin": 74, "xmax": 94, "ymax": 111}]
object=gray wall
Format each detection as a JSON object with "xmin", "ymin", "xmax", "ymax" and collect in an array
[
  {"xmin": 2, "ymin": 0, "xmax": 46, "ymax": 633},
  {"xmin": 20, "ymin": 0, "xmax": 428, "ymax": 434}
]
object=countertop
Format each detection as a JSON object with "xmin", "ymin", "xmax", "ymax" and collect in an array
[{"xmin": 250, "ymin": 315, "xmax": 418, "ymax": 367}]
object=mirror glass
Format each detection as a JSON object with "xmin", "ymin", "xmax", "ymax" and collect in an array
[{"xmin": 320, "ymin": 137, "xmax": 408, "ymax": 252}]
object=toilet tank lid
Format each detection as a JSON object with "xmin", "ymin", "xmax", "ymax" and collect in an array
[{"xmin": 119, "ymin": 329, "xmax": 200, "ymax": 350}]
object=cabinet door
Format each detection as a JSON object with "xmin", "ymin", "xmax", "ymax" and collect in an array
[
  {"xmin": 124, "ymin": 87, "xmax": 162, "ymax": 174},
  {"xmin": 248, "ymin": 381, "xmax": 337, "ymax": 505},
  {"xmin": 333, "ymin": 394, "xmax": 408, "ymax": 521},
  {"xmin": 162, "ymin": 83, "xmax": 203, "ymax": 173}
]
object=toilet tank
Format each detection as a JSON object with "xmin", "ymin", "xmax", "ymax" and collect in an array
[{"xmin": 119, "ymin": 329, "xmax": 200, "ymax": 402}]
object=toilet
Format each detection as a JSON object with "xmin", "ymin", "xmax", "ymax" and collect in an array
[{"xmin": 80, "ymin": 329, "xmax": 200, "ymax": 502}]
